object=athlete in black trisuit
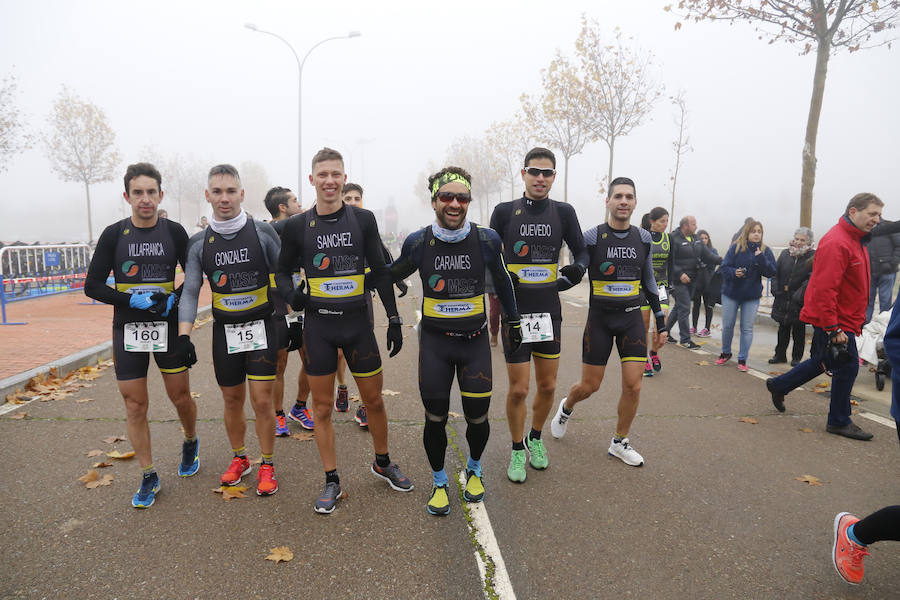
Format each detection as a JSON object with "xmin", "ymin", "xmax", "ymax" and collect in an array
[
  {"xmin": 489, "ymin": 147, "xmax": 588, "ymax": 483},
  {"xmin": 551, "ymin": 177, "xmax": 667, "ymax": 467},
  {"xmin": 84, "ymin": 162, "xmax": 198, "ymax": 509},
  {"xmin": 177, "ymin": 164, "xmax": 282, "ymax": 497},
  {"xmin": 275, "ymin": 147, "xmax": 411, "ymax": 514},
  {"xmin": 388, "ymin": 166, "xmax": 522, "ymax": 515}
]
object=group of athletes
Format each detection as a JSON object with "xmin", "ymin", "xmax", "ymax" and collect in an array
[{"xmin": 86, "ymin": 145, "xmax": 673, "ymax": 517}]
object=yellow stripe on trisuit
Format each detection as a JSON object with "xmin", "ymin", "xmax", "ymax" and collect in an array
[
  {"xmin": 423, "ymin": 295, "xmax": 484, "ymax": 319},
  {"xmin": 591, "ymin": 280, "xmax": 640, "ymax": 297},
  {"xmin": 507, "ymin": 263, "xmax": 558, "ymax": 285},
  {"xmin": 116, "ymin": 281, "xmax": 175, "ymax": 293},
  {"xmin": 212, "ymin": 286, "xmax": 269, "ymax": 312},
  {"xmin": 351, "ymin": 366, "xmax": 383, "ymax": 378},
  {"xmin": 308, "ymin": 274, "xmax": 365, "ymax": 298}
]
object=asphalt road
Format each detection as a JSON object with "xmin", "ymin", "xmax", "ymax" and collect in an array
[{"xmin": 2, "ymin": 280, "xmax": 898, "ymax": 599}]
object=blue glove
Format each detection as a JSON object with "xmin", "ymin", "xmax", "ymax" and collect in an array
[
  {"xmin": 129, "ymin": 292, "xmax": 155, "ymax": 311},
  {"xmin": 161, "ymin": 294, "xmax": 177, "ymax": 318}
]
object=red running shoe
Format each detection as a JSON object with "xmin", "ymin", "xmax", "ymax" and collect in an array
[
  {"xmin": 221, "ymin": 456, "xmax": 251, "ymax": 486},
  {"xmin": 256, "ymin": 464, "xmax": 279, "ymax": 496}
]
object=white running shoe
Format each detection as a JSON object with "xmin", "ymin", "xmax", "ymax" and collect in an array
[
  {"xmin": 608, "ymin": 437, "xmax": 644, "ymax": 466},
  {"xmin": 550, "ymin": 397, "xmax": 570, "ymax": 439}
]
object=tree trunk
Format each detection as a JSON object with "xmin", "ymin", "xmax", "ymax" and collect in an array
[
  {"xmin": 800, "ymin": 39, "xmax": 831, "ymax": 228},
  {"xmin": 84, "ymin": 181, "xmax": 93, "ymax": 244},
  {"xmin": 563, "ymin": 154, "xmax": 569, "ymax": 203},
  {"xmin": 510, "ymin": 175, "xmax": 516, "ymax": 201},
  {"xmin": 605, "ymin": 136, "xmax": 616, "ymax": 220}
]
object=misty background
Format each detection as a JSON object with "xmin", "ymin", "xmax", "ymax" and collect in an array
[{"xmin": 1, "ymin": 0, "xmax": 898, "ymax": 250}]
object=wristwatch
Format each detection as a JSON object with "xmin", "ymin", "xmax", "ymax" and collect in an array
[
  {"xmin": 829, "ymin": 328, "xmax": 843, "ymax": 339},
  {"xmin": 388, "ymin": 315, "xmax": 403, "ymax": 326}
]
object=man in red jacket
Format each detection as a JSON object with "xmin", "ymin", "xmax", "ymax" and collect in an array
[{"xmin": 765, "ymin": 193, "xmax": 883, "ymax": 440}]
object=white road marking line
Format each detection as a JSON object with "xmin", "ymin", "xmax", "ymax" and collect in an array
[
  {"xmin": 0, "ymin": 402, "xmax": 29, "ymax": 416},
  {"xmin": 859, "ymin": 411, "xmax": 895, "ymax": 428},
  {"xmin": 458, "ymin": 472, "xmax": 516, "ymax": 600}
]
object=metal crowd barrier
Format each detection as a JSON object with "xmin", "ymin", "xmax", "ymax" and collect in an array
[{"xmin": 0, "ymin": 244, "xmax": 93, "ymax": 325}]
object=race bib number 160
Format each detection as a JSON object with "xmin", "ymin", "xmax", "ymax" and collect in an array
[{"xmin": 124, "ymin": 322, "xmax": 168, "ymax": 353}]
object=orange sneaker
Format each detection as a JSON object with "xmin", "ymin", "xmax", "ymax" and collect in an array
[
  {"xmin": 256, "ymin": 464, "xmax": 279, "ymax": 496},
  {"xmin": 833, "ymin": 512, "xmax": 869, "ymax": 584},
  {"xmin": 221, "ymin": 456, "xmax": 251, "ymax": 486}
]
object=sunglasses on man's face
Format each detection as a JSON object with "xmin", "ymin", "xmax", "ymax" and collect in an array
[
  {"xmin": 435, "ymin": 191, "xmax": 472, "ymax": 204},
  {"xmin": 524, "ymin": 167, "xmax": 556, "ymax": 178}
]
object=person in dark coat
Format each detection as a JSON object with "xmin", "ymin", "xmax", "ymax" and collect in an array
[
  {"xmin": 769, "ymin": 227, "xmax": 815, "ymax": 365},
  {"xmin": 865, "ymin": 218, "xmax": 900, "ymax": 322},
  {"xmin": 691, "ymin": 229, "xmax": 719, "ymax": 337}
]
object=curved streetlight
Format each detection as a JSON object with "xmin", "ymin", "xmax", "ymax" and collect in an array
[{"xmin": 245, "ymin": 24, "xmax": 361, "ymax": 203}]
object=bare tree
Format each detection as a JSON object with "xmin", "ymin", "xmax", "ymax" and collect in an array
[
  {"xmin": 43, "ymin": 87, "xmax": 120, "ymax": 243},
  {"xmin": 446, "ymin": 135, "xmax": 505, "ymax": 224},
  {"xmin": 239, "ymin": 160, "xmax": 274, "ymax": 220},
  {"xmin": 668, "ymin": 91, "xmax": 693, "ymax": 221},
  {"xmin": 576, "ymin": 18, "xmax": 663, "ymax": 198},
  {"xmin": 671, "ymin": 1, "xmax": 900, "ymax": 227},
  {"xmin": 0, "ymin": 72, "xmax": 33, "ymax": 173},
  {"xmin": 520, "ymin": 51, "xmax": 594, "ymax": 203},
  {"xmin": 139, "ymin": 147, "xmax": 210, "ymax": 227},
  {"xmin": 485, "ymin": 116, "xmax": 534, "ymax": 201}
]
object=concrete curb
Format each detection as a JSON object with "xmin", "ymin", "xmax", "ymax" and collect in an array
[{"xmin": 0, "ymin": 305, "xmax": 211, "ymax": 400}]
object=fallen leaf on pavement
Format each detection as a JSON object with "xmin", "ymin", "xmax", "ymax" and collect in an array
[
  {"xmin": 85, "ymin": 474, "xmax": 114, "ymax": 489},
  {"xmin": 448, "ymin": 411, "xmax": 462, "ymax": 418},
  {"xmin": 696, "ymin": 360, "xmax": 710, "ymax": 366},
  {"xmin": 78, "ymin": 470, "xmax": 99, "ymax": 483},
  {"xmin": 190, "ymin": 392, "xmax": 201, "ymax": 399},
  {"xmin": 106, "ymin": 450, "xmax": 136, "ymax": 459},
  {"xmin": 8, "ymin": 412, "xmax": 27, "ymax": 419},
  {"xmin": 92, "ymin": 461, "xmax": 113, "ymax": 468},
  {"xmin": 815, "ymin": 382, "xmax": 829, "ymax": 388},
  {"xmin": 798, "ymin": 428, "xmax": 814, "ymax": 433},
  {"xmin": 769, "ymin": 371, "xmax": 783, "ymax": 376},
  {"xmin": 382, "ymin": 389, "xmax": 400, "ymax": 396},
  {"xmin": 86, "ymin": 449, "xmax": 104, "ymax": 457},
  {"xmin": 6, "ymin": 389, "xmax": 31, "ymax": 404},
  {"xmin": 265, "ymin": 546, "xmax": 294, "ymax": 563},
  {"xmin": 813, "ymin": 388, "xmax": 827, "ymax": 394},
  {"xmin": 291, "ymin": 432, "xmax": 315, "ymax": 441},
  {"xmin": 223, "ymin": 487, "xmax": 248, "ymax": 500},
  {"xmin": 850, "ymin": 399, "xmax": 859, "ymax": 406},
  {"xmin": 349, "ymin": 394, "xmax": 360, "ymax": 403},
  {"xmin": 103, "ymin": 435, "xmax": 127, "ymax": 444},
  {"xmin": 795, "ymin": 474, "xmax": 823, "ymax": 486},
  {"xmin": 75, "ymin": 397, "xmax": 93, "ymax": 403},
  {"xmin": 738, "ymin": 417, "xmax": 758, "ymax": 424}
]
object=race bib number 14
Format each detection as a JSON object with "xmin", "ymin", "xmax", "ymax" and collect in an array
[
  {"xmin": 520, "ymin": 312, "xmax": 553, "ymax": 344},
  {"xmin": 124, "ymin": 322, "xmax": 168, "ymax": 353},
  {"xmin": 224, "ymin": 320, "xmax": 268, "ymax": 354}
]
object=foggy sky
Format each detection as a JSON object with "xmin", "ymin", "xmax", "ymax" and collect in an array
[{"xmin": 1, "ymin": 0, "xmax": 898, "ymax": 251}]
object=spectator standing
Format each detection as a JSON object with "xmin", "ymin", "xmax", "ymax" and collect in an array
[
  {"xmin": 769, "ymin": 227, "xmax": 815, "ymax": 365},
  {"xmin": 715, "ymin": 220, "xmax": 776, "ymax": 371},
  {"xmin": 691, "ymin": 229, "xmax": 719, "ymax": 337},
  {"xmin": 865, "ymin": 218, "xmax": 900, "ymax": 322}
]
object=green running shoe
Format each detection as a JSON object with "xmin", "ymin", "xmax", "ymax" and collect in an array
[
  {"xmin": 507, "ymin": 449, "xmax": 527, "ymax": 483},
  {"xmin": 526, "ymin": 435, "xmax": 549, "ymax": 470},
  {"xmin": 463, "ymin": 470, "xmax": 485, "ymax": 503},
  {"xmin": 427, "ymin": 484, "xmax": 450, "ymax": 516}
]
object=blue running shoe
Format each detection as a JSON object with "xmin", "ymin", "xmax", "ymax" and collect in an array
[
  {"xmin": 314, "ymin": 481, "xmax": 343, "ymax": 514},
  {"xmin": 132, "ymin": 473, "xmax": 160, "ymax": 508},
  {"xmin": 178, "ymin": 438, "xmax": 200, "ymax": 477},
  {"xmin": 275, "ymin": 414, "xmax": 290, "ymax": 437},
  {"xmin": 371, "ymin": 461, "xmax": 414, "ymax": 492},
  {"xmin": 288, "ymin": 404, "xmax": 314, "ymax": 430}
]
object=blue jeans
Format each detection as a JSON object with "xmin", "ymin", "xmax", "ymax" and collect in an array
[
  {"xmin": 866, "ymin": 272, "xmax": 896, "ymax": 322},
  {"xmin": 720, "ymin": 295, "xmax": 760, "ymax": 360},
  {"xmin": 770, "ymin": 327, "xmax": 858, "ymax": 427}
]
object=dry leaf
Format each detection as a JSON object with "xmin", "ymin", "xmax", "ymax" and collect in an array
[
  {"xmin": 291, "ymin": 432, "xmax": 315, "ymax": 441},
  {"xmin": 815, "ymin": 382, "xmax": 829, "ymax": 388},
  {"xmin": 250, "ymin": 458, "xmax": 262, "ymax": 466},
  {"xmin": 850, "ymin": 399, "xmax": 859, "ymax": 406},
  {"xmin": 798, "ymin": 427, "xmax": 814, "ymax": 433},
  {"xmin": 78, "ymin": 470, "xmax": 99, "ymax": 483},
  {"xmin": 8, "ymin": 412, "xmax": 27, "ymax": 420},
  {"xmin": 6, "ymin": 389, "xmax": 30, "ymax": 404},
  {"xmin": 265, "ymin": 546, "xmax": 294, "ymax": 563},
  {"xmin": 349, "ymin": 394, "xmax": 360, "ymax": 403},
  {"xmin": 738, "ymin": 417, "xmax": 758, "ymax": 424},
  {"xmin": 382, "ymin": 389, "xmax": 400, "ymax": 396},
  {"xmin": 106, "ymin": 450, "xmax": 136, "ymax": 459},
  {"xmin": 91, "ymin": 461, "xmax": 113, "ymax": 468},
  {"xmin": 448, "ymin": 411, "xmax": 462, "ymax": 418},
  {"xmin": 75, "ymin": 397, "xmax": 93, "ymax": 403},
  {"xmin": 687, "ymin": 385, "xmax": 702, "ymax": 390},
  {"xmin": 214, "ymin": 485, "xmax": 249, "ymax": 500},
  {"xmin": 795, "ymin": 474, "xmax": 823, "ymax": 486},
  {"xmin": 190, "ymin": 392, "xmax": 201, "ymax": 399},
  {"xmin": 696, "ymin": 360, "xmax": 710, "ymax": 366},
  {"xmin": 813, "ymin": 388, "xmax": 827, "ymax": 394},
  {"xmin": 769, "ymin": 371, "xmax": 783, "ymax": 376},
  {"xmin": 85, "ymin": 474, "xmax": 114, "ymax": 489},
  {"xmin": 103, "ymin": 435, "xmax": 127, "ymax": 444}
]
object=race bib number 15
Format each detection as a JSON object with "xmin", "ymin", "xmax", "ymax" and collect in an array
[{"xmin": 224, "ymin": 320, "xmax": 268, "ymax": 354}]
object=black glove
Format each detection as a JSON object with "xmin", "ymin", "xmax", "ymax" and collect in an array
[
  {"xmin": 286, "ymin": 317, "xmax": 303, "ymax": 351},
  {"xmin": 287, "ymin": 280, "xmax": 309, "ymax": 311},
  {"xmin": 507, "ymin": 270, "xmax": 520, "ymax": 292},
  {"xmin": 175, "ymin": 334, "xmax": 197, "ymax": 368},
  {"xmin": 146, "ymin": 292, "xmax": 177, "ymax": 316},
  {"xmin": 655, "ymin": 314, "xmax": 668, "ymax": 335},
  {"xmin": 396, "ymin": 279, "xmax": 409, "ymax": 297},
  {"xmin": 559, "ymin": 263, "xmax": 586, "ymax": 285},
  {"xmin": 506, "ymin": 319, "xmax": 523, "ymax": 353},
  {"xmin": 386, "ymin": 316, "xmax": 403, "ymax": 357},
  {"xmin": 364, "ymin": 270, "xmax": 376, "ymax": 291}
]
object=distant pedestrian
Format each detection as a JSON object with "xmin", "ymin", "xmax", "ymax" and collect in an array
[
  {"xmin": 665, "ymin": 215, "xmax": 721, "ymax": 348},
  {"xmin": 715, "ymin": 220, "xmax": 776, "ymax": 371},
  {"xmin": 690, "ymin": 229, "xmax": 719, "ymax": 338},
  {"xmin": 865, "ymin": 218, "xmax": 900, "ymax": 322},
  {"xmin": 157, "ymin": 208, "xmax": 168, "ymax": 219},
  {"xmin": 639, "ymin": 206, "xmax": 672, "ymax": 377},
  {"xmin": 880, "ymin": 295, "xmax": 900, "ymax": 445},
  {"xmin": 769, "ymin": 227, "xmax": 815, "ymax": 365}
]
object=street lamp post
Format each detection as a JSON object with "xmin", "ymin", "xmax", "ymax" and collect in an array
[{"xmin": 245, "ymin": 24, "xmax": 361, "ymax": 203}]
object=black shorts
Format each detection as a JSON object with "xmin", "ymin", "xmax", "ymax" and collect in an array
[
  {"xmin": 501, "ymin": 318, "xmax": 561, "ymax": 363},
  {"xmin": 582, "ymin": 307, "xmax": 647, "ymax": 366},
  {"xmin": 419, "ymin": 327, "xmax": 492, "ymax": 416},
  {"xmin": 302, "ymin": 309, "xmax": 382, "ymax": 378},
  {"xmin": 112, "ymin": 322, "xmax": 187, "ymax": 381},
  {"xmin": 212, "ymin": 317, "xmax": 279, "ymax": 387}
]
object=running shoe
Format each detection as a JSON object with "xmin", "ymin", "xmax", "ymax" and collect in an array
[
  {"xmin": 690, "ymin": 327, "xmax": 696, "ymax": 334},
  {"xmin": 288, "ymin": 404, "xmax": 314, "ymax": 430},
  {"xmin": 132, "ymin": 473, "xmax": 160, "ymax": 509},
  {"xmin": 643, "ymin": 361, "xmax": 654, "ymax": 377},
  {"xmin": 525, "ymin": 435, "xmax": 549, "ymax": 470},
  {"xmin": 178, "ymin": 437, "xmax": 200, "ymax": 477},
  {"xmin": 507, "ymin": 449, "xmax": 527, "ymax": 482},
  {"xmin": 371, "ymin": 461, "xmax": 414, "ymax": 491},
  {"xmin": 221, "ymin": 456, "xmax": 251, "ymax": 486},
  {"xmin": 715, "ymin": 353, "xmax": 732, "ymax": 365},
  {"xmin": 335, "ymin": 385, "xmax": 349, "ymax": 412},
  {"xmin": 650, "ymin": 353, "xmax": 662, "ymax": 372},
  {"xmin": 680, "ymin": 340, "xmax": 701, "ymax": 350},
  {"xmin": 427, "ymin": 484, "xmax": 451, "ymax": 516},
  {"xmin": 737, "ymin": 360, "xmax": 749, "ymax": 372},
  {"xmin": 833, "ymin": 512, "xmax": 868, "ymax": 584},
  {"xmin": 608, "ymin": 437, "xmax": 644, "ymax": 467},
  {"xmin": 354, "ymin": 404, "xmax": 368, "ymax": 428},
  {"xmin": 550, "ymin": 398, "xmax": 570, "ymax": 439},
  {"xmin": 256, "ymin": 464, "xmax": 278, "ymax": 496},
  {"xmin": 463, "ymin": 469, "xmax": 485, "ymax": 503},
  {"xmin": 275, "ymin": 414, "xmax": 290, "ymax": 437},
  {"xmin": 314, "ymin": 481, "xmax": 343, "ymax": 514},
  {"xmin": 697, "ymin": 328, "xmax": 711, "ymax": 338}
]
